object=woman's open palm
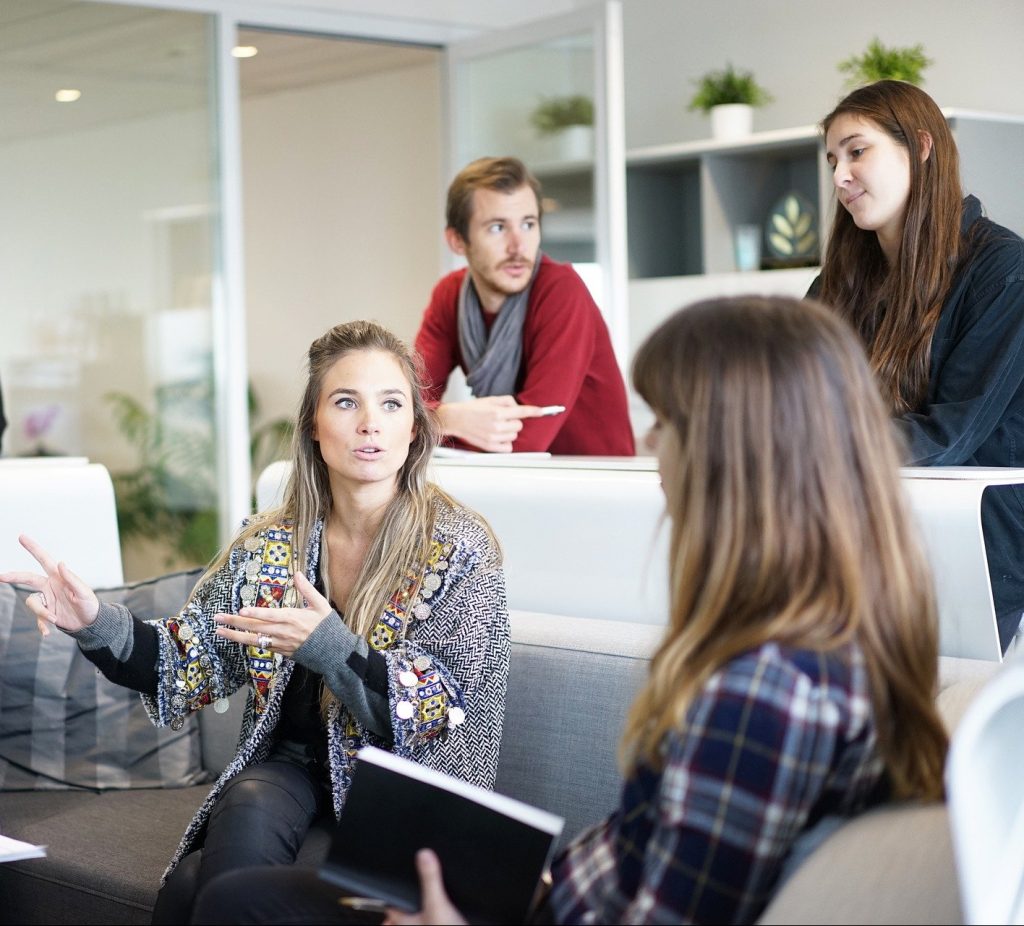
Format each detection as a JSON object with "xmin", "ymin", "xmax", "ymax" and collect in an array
[{"xmin": 0, "ymin": 534, "xmax": 99, "ymax": 636}]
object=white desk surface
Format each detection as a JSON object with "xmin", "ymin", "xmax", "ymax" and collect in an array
[
  {"xmin": 435, "ymin": 457, "xmax": 1024, "ymax": 484},
  {"xmin": 432, "ymin": 454, "xmax": 656, "ymax": 471},
  {"xmin": 901, "ymin": 466, "xmax": 1024, "ymax": 483}
]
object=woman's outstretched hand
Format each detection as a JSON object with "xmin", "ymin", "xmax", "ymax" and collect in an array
[
  {"xmin": 0, "ymin": 534, "xmax": 99, "ymax": 637},
  {"xmin": 383, "ymin": 849, "xmax": 467, "ymax": 926},
  {"xmin": 214, "ymin": 570, "xmax": 332, "ymax": 658}
]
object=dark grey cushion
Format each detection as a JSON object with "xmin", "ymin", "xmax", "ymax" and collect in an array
[
  {"xmin": 0, "ymin": 785, "xmax": 210, "ymax": 925},
  {"xmin": 0, "ymin": 569, "xmax": 209, "ymax": 791}
]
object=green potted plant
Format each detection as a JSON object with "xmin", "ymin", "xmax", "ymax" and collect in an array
[
  {"xmin": 106, "ymin": 380, "xmax": 294, "ymax": 570},
  {"xmin": 838, "ymin": 38, "xmax": 932, "ymax": 87},
  {"xmin": 688, "ymin": 63, "xmax": 773, "ymax": 140},
  {"xmin": 529, "ymin": 94, "xmax": 594, "ymax": 160}
]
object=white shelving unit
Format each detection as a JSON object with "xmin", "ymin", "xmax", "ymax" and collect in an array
[
  {"xmin": 624, "ymin": 109, "xmax": 1024, "ymax": 282},
  {"xmin": 626, "ymin": 125, "xmax": 828, "ymax": 278},
  {"xmin": 533, "ymin": 161, "xmax": 597, "ymax": 264}
]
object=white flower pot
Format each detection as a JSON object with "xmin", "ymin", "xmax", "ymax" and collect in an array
[
  {"xmin": 558, "ymin": 124, "xmax": 594, "ymax": 161},
  {"xmin": 710, "ymin": 103, "xmax": 753, "ymax": 141}
]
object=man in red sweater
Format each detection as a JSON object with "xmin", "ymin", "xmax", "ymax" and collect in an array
[{"xmin": 413, "ymin": 157, "xmax": 635, "ymax": 455}]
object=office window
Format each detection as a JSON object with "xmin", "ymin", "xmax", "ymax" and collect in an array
[{"xmin": 0, "ymin": 0, "xmax": 221, "ymax": 579}]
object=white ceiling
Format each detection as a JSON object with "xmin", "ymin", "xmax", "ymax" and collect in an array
[
  {"xmin": 236, "ymin": 27, "xmax": 438, "ymax": 98},
  {"xmin": 0, "ymin": 0, "xmax": 458, "ymax": 144},
  {"xmin": 237, "ymin": 0, "xmax": 579, "ymax": 31}
]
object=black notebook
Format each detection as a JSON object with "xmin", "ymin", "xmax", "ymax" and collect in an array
[{"xmin": 319, "ymin": 746, "xmax": 564, "ymax": 925}]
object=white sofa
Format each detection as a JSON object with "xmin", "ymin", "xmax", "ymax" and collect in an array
[
  {"xmin": 0, "ymin": 457, "xmax": 124, "ymax": 587},
  {"xmin": 259, "ymin": 456, "xmax": 1024, "ymax": 661}
]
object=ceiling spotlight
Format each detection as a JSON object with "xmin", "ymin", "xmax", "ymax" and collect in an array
[
  {"xmin": 55, "ymin": 89, "xmax": 82, "ymax": 103},
  {"xmin": 232, "ymin": 46, "xmax": 258, "ymax": 58}
]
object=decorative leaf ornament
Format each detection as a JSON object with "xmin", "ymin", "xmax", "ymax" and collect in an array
[{"xmin": 765, "ymin": 193, "xmax": 818, "ymax": 259}]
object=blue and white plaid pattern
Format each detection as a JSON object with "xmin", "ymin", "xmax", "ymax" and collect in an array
[{"xmin": 549, "ymin": 642, "xmax": 887, "ymax": 925}]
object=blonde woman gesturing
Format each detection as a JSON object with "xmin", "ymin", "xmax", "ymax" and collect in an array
[{"xmin": 2, "ymin": 321, "xmax": 509, "ymax": 925}]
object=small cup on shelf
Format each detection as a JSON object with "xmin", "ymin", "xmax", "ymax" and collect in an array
[{"xmin": 733, "ymin": 224, "xmax": 762, "ymax": 272}]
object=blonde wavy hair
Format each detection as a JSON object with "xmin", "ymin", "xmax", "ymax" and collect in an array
[
  {"xmin": 624, "ymin": 295, "xmax": 947, "ymax": 800},
  {"xmin": 205, "ymin": 320, "xmax": 451, "ymax": 641}
]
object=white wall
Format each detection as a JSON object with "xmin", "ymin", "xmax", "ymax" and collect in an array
[
  {"xmin": 619, "ymin": 0, "xmax": 1024, "ymax": 149},
  {"xmin": 0, "ymin": 107, "xmax": 214, "ymax": 465},
  {"xmin": 241, "ymin": 59, "xmax": 444, "ymax": 426}
]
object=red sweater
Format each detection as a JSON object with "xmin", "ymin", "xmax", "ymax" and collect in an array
[{"xmin": 414, "ymin": 256, "xmax": 635, "ymax": 455}]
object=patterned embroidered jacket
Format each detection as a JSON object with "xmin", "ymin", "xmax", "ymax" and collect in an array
[{"xmin": 140, "ymin": 498, "xmax": 510, "ymax": 882}]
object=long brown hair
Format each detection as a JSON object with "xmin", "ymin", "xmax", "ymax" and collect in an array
[
  {"xmin": 624, "ymin": 295, "xmax": 947, "ymax": 800},
  {"xmin": 817, "ymin": 80, "xmax": 963, "ymax": 413}
]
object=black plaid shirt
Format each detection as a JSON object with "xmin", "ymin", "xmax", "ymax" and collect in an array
[{"xmin": 548, "ymin": 642, "xmax": 888, "ymax": 924}]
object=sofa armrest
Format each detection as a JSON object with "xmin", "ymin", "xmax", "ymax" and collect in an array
[{"xmin": 757, "ymin": 803, "xmax": 962, "ymax": 924}]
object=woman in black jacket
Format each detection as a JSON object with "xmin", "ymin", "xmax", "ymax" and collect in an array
[
  {"xmin": 0, "ymin": 375, "xmax": 7, "ymax": 452},
  {"xmin": 810, "ymin": 79, "xmax": 1024, "ymax": 653}
]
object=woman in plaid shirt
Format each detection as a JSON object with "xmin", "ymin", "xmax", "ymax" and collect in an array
[{"xmin": 387, "ymin": 295, "xmax": 948, "ymax": 925}]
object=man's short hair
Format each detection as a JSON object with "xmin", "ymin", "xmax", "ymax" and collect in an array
[{"xmin": 446, "ymin": 156, "xmax": 543, "ymax": 242}]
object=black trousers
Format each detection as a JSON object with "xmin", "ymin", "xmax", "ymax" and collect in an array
[
  {"xmin": 152, "ymin": 759, "xmax": 328, "ymax": 925},
  {"xmin": 191, "ymin": 867, "xmax": 380, "ymax": 925}
]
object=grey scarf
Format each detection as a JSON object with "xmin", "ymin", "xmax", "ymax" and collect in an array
[{"xmin": 457, "ymin": 254, "xmax": 543, "ymax": 397}]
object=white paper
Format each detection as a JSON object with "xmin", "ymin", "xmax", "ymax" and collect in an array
[
  {"xmin": 432, "ymin": 447, "xmax": 551, "ymax": 460},
  {"xmin": 0, "ymin": 834, "xmax": 47, "ymax": 863}
]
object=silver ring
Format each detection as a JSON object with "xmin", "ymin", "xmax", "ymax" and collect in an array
[{"xmin": 256, "ymin": 632, "xmax": 272, "ymax": 650}]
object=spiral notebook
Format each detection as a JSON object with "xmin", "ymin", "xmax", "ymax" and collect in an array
[{"xmin": 318, "ymin": 746, "xmax": 563, "ymax": 925}]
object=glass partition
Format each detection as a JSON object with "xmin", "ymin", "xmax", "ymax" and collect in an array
[
  {"xmin": 455, "ymin": 34, "xmax": 597, "ymax": 266},
  {"xmin": 446, "ymin": 3, "xmax": 627, "ymax": 365},
  {"xmin": 0, "ymin": 0, "xmax": 221, "ymax": 579}
]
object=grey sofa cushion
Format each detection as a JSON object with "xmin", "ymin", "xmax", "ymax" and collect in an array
[
  {"xmin": 496, "ymin": 611, "xmax": 663, "ymax": 847},
  {"xmin": 0, "ymin": 569, "xmax": 208, "ymax": 791}
]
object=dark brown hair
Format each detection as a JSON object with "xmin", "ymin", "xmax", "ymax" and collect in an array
[
  {"xmin": 625, "ymin": 295, "xmax": 947, "ymax": 800},
  {"xmin": 817, "ymin": 80, "xmax": 963, "ymax": 413},
  {"xmin": 446, "ymin": 156, "xmax": 543, "ymax": 242}
]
